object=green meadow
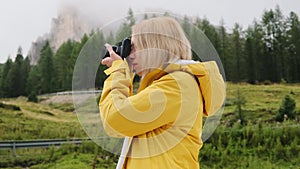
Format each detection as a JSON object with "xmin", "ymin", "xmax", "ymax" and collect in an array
[{"xmin": 0, "ymin": 83, "xmax": 299, "ymax": 169}]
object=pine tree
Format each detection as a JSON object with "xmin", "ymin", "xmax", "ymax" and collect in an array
[
  {"xmin": 197, "ymin": 18, "xmax": 221, "ymax": 54},
  {"xmin": 218, "ymin": 19, "xmax": 230, "ymax": 81},
  {"xmin": 286, "ymin": 12, "xmax": 300, "ymax": 82},
  {"xmin": 54, "ymin": 39, "xmax": 74, "ymax": 91},
  {"xmin": 7, "ymin": 49, "xmax": 25, "ymax": 97},
  {"xmin": 70, "ymin": 34, "xmax": 90, "ymax": 90},
  {"xmin": 276, "ymin": 95, "xmax": 296, "ymax": 122},
  {"xmin": 26, "ymin": 65, "xmax": 40, "ymax": 97},
  {"xmin": 189, "ymin": 18, "xmax": 204, "ymax": 61},
  {"xmin": 115, "ymin": 8, "xmax": 135, "ymax": 42},
  {"xmin": 37, "ymin": 41, "xmax": 56, "ymax": 94},
  {"xmin": 190, "ymin": 17, "xmax": 219, "ymax": 62},
  {"xmin": 181, "ymin": 15, "xmax": 191, "ymax": 36},
  {"xmin": 22, "ymin": 57, "xmax": 31, "ymax": 95},
  {"xmin": 73, "ymin": 30, "xmax": 105, "ymax": 90},
  {"xmin": 93, "ymin": 32, "xmax": 106, "ymax": 88},
  {"xmin": 0, "ymin": 58, "xmax": 13, "ymax": 97},
  {"xmin": 230, "ymin": 23, "xmax": 244, "ymax": 82},
  {"xmin": 261, "ymin": 6, "xmax": 287, "ymax": 82},
  {"xmin": 233, "ymin": 89, "xmax": 246, "ymax": 125},
  {"xmin": 244, "ymin": 27, "xmax": 256, "ymax": 84},
  {"xmin": 252, "ymin": 21, "xmax": 265, "ymax": 82}
]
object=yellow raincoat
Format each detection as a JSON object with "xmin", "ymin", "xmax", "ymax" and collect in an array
[{"xmin": 99, "ymin": 59, "xmax": 225, "ymax": 169}]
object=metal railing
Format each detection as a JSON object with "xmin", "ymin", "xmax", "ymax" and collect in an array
[
  {"xmin": 0, "ymin": 138, "xmax": 92, "ymax": 157},
  {"xmin": 40, "ymin": 90, "xmax": 102, "ymax": 97}
]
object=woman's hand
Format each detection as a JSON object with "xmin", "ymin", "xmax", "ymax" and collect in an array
[{"xmin": 101, "ymin": 43, "xmax": 122, "ymax": 67}]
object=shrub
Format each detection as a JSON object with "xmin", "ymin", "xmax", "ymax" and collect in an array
[
  {"xmin": 275, "ymin": 95, "xmax": 296, "ymax": 122},
  {"xmin": 233, "ymin": 89, "xmax": 246, "ymax": 125},
  {"xmin": 0, "ymin": 102, "xmax": 21, "ymax": 110},
  {"xmin": 263, "ymin": 80, "xmax": 272, "ymax": 85},
  {"xmin": 28, "ymin": 92, "xmax": 38, "ymax": 102}
]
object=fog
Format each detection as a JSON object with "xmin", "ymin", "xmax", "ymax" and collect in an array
[{"xmin": 1, "ymin": 0, "xmax": 299, "ymax": 63}]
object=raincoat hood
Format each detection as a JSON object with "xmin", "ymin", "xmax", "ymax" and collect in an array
[{"xmin": 138, "ymin": 60, "xmax": 226, "ymax": 117}]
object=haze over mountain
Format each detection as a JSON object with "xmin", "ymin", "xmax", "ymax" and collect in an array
[
  {"xmin": 28, "ymin": 6, "xmax": 96, "ymax": 64},
  {"xmin": 26, "ymin": 5, "xmax": 183, "ymax": 64}
]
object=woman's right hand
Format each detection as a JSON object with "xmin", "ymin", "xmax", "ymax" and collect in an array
[{"xmin": 101, "ymin": 43, "xmax": 122, "ymax": 67}]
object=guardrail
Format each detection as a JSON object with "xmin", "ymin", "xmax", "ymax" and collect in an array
[
  {"xmin": 39, "ymin": 90, "xmax": 102, "ymax": 97},
  {"xmin": 0, "ymin": 138, "xmax": 92, "ymax": 157}
]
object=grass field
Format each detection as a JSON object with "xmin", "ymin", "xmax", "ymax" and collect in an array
[
  {"xmin": 0, "ymin": 83, "xmax": 299, "ymax": 168},
  {"xmin": 224, "ymin": 83, "xmax": 300, "ymax": 124}
]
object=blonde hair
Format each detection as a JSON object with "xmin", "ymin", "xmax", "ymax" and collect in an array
[{"xmin": 131, "ymin": 17, "xmax": 192, "ymax": 75}]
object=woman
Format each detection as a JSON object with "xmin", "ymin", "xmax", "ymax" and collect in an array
[{"xmin": 100, "ymin": 17, "xmax": 225, "ymax": 169}]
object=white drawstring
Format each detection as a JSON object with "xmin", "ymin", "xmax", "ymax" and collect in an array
[{"xmin": 116, "ymin": 137, "xmax": 130, "ymax": 169}]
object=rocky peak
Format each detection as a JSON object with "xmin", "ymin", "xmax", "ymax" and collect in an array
[{"xmin": 28, "ymin": 6, "xmax": 92, "ymax": 64}]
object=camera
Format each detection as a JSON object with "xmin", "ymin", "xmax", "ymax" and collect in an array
[{"xmin": 102, "ymin": 38, "xmax": 131, "ymax": 59}]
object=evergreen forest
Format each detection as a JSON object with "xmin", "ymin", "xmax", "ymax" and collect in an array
[{"xmin": 0, "ymin": 6, "xmax": 300, "ymax": 99}]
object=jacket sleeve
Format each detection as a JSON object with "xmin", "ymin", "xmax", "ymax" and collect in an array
[{"xmin": 99, "ymin": 60, "xmax": 183, "ymax": 137}]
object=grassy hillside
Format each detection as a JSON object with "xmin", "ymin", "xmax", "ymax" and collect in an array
[
  {"xmin": 0, "ymin": 83, "xmax": 299, "ymax": 168},
  {"xmin": 224, "ymin": 83, "xmax": 300, "ymax": 124},
  {"xmin": 201, "ymin": 83, "xmax": 300, "ymax": 169},
  {"xmin": 0, "ymin": 97, "xmax": 86, "ymax": 140}
]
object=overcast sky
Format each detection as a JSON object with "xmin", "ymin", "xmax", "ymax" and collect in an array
[{"xmin": 0, "ymin": 0, "xmax": 299, "ymax": 63}]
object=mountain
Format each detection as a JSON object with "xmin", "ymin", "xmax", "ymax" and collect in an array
[{"xmin": 27, "ymin": 6, "xmax": 94, "ymax": 65}]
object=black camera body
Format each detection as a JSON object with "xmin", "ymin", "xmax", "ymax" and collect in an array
[{"xmin": 102, "ymin": 38, "xmax": 131, "ymax": 59}]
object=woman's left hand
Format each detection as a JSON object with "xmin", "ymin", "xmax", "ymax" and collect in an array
[{"xmin": 101, "ymin": 43, "xmax": 122, "ymax": 67}]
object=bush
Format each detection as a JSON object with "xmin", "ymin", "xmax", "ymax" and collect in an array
[
  {"xmin": 275, "ymin": 95, "xmax": 296, "ymax": 122},
  {"xmin": 233, "ymin": 89, "xmax": 246, "ymax": 125},
  {"xmin": 0, "ymin": 102, "xmax": 21, "ymax": 110},
  {"xmin": 263, "ymin": 80, "xmax": 272, "ymax": 85},
  {"xmin": 28, "ymin": 92, "xmax": 38, "ymax": 102}
]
